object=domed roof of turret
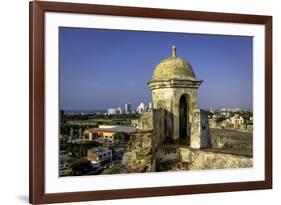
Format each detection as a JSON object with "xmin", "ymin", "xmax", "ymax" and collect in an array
[{"xmin": 151, "ymin": 46, "xmax": 196, "ymax": 81}]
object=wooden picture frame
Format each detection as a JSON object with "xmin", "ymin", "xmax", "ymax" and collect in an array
[{"xmin": 29, "ymin": 1, "xmax": 272, "ymax": 204}]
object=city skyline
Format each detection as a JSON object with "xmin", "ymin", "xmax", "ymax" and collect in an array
[
  {"xmin": 61, "ymin": 103, "xmax": 252, "ymax": 113},
  {"xmin": 59, "ymin": 27, "xmax": 253, "ymax": 111}
]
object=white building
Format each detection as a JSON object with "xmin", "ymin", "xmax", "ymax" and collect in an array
[
  {"xmin": 230, "ymin": 114, "xmax": 244, "ymax": 125},
  {"xmin": 117, "ymin": 107, "xmax": 123, "ymax": 114},
  {"xmin": 148, "ymin": 102, "xmax": 152, "ymax": 109},
  {"xmin": 136, "ymin": 102, "xmax": 145, "ymax": 114},
  {"xmin": 124, "ymin": 103, "xmax": 132, "ymax": 114},
  {"xmin": 87, "ymin": 147, "xmax": 112, "ymax": 164},
  {"xmin": 108, "ymin": 107, "xmax": 123, "ymax": 115},
  {"xmin": 107, "ymin": 108, "xmax": 117, "ymax": 115}
]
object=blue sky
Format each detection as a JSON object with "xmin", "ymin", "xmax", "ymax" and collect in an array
[{"xmin": 59, "ymin": 27, "xmax": 253, "ymax": 111}]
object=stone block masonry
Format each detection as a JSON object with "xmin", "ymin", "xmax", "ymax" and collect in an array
[
  {"xmin": 191, "ymin": 109, "xmax": 212, "ymax": 149},
  {"xmin": 148, "ymin": 46, "xmax": 211, "ymax": 149},
  {"xmin": 179, "ymin": 147, "xmax": 252, "ymax": 170}
]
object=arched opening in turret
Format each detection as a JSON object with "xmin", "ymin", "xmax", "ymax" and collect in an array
[{"xmin": 179, "ymin": 95, "xmax": 190, "ymax": 146}]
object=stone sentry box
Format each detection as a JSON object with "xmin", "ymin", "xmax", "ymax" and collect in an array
[{"xmin": 148, "ymin": 46, "xmax": 211, "ymax": 149}]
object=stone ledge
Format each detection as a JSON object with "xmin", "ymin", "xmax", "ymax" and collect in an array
[{"xmin": 179, "ymin": 147, "xmax": 253, "ymax": 170}]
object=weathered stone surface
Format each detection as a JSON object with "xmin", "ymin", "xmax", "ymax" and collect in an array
[
  {"xmin": 122, "ymin": 132, "xmax": 153, "ymax": 172},
  {"xmin": 151, "ymin": 56, "xmax": 196, "ymax": 81},
  {"xmin": 122, "ymin": 132, "xmax": 252, "ymax": 173},
  {"xmin": 148, "ymin": 47, "xmax": 211, "ymax": 149},
  {"xmin": 156, "ymin": 146, "xmax": 180, "ymax": 163},
  {"xmin": 137, "ymin": 110, "xmax": 153, "ymax": 131},
  {"xmin": 149, "ymin": 86, "xmax": 200, "ymax": 143},
  {"xmin": 211, "ymin": 129, "xmax": 253, "ymax": 150},
  {"xmin": 122, "ymin": 151, "xmax": 137, "ymax": 166},
  {"xmin": 156, "ymin": 146, "xmax": 182, "ymax": 172},
  {"xmin": 153, "ymin": 109, "xmax": 173, "ymax": 148},
  {"xmin": 191, "ymin": 109, "xmax": 212, "ymax": 149},
  {"xmin": 179, "ymin": 147, "xmax": 252, "ymax": 170},
  {"xmin": 209, "ymin": 128, "xmax": 253, "ymax": 157}
]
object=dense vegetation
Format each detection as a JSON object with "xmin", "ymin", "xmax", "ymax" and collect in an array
[
  {"xmin": 60, "ymin": 113, "xmax": 139, "ymax": 136},
  {"xmin": 70, "ymin": 158, "xmax": 92, "ymax": 175},
  {"xmin": 60, "ymin": 123, "xmax": 97, "ymax": 136},
  {"xmin": 102, "ymin": 164, "xmax": 127, "ymax": 175},
  {"xmin": 60, "ymin": 141, "xmax": 101, "ymax": 158},
  {"xmin": 113, "ymin": 132, "xmax": 130, "ymax": 143},
  {"xmin": 64, "ymin": 113, "xmax": 139, "ymax": 120}
]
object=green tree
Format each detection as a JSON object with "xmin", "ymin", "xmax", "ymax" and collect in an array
[
  {"xmin": 216, "ymin": 116, "xmax": 226, "ymax": 123},
  {"xmin": 70, "ymin": 158, "xmax": 92, "ymax": 175},
  {"xmin": 113, "ymin": 132, "xmax": 129, "ymax": 143}
]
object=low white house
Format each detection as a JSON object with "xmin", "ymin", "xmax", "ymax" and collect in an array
[
  {"xmin": 230, "ymin": 114, "xmax": 244, "ymax": 125},
  {"xmin": 84, "ymin": 125, "xmax": 136, "ymax": 142},
  {"xmin": 87, "ymin": 147, "xmax": 112, "ymax": 164}
]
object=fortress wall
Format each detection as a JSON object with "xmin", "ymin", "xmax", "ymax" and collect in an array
[
  {"xmin": 191, "ymin": 109, "xmax": 212, "ymax": 149},
  {"xmin": 179, "ymin": 147, "xmax": 252, "ymax": 170},
  {"xmin": 137, "ymin": 110, "xmax": 153, "ymax": 131}
]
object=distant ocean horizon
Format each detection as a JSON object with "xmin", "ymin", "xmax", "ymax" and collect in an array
[
  {"xmin": 61, "ymin": 107, "xmax": 252, "ymax": 114},
  {"xmin": 62, "ymin": 110, "xmax": 107, "ymax": 115}
]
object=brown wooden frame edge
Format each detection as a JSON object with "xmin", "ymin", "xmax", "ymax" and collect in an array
[{"xmin": 29, "ymin": 1, "xmax": 272, "ymax": 204}]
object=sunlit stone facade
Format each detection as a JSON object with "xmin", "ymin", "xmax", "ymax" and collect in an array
[{"xmin": 148, "ymin": 46, "xmax": 211, "ymax": 149}]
